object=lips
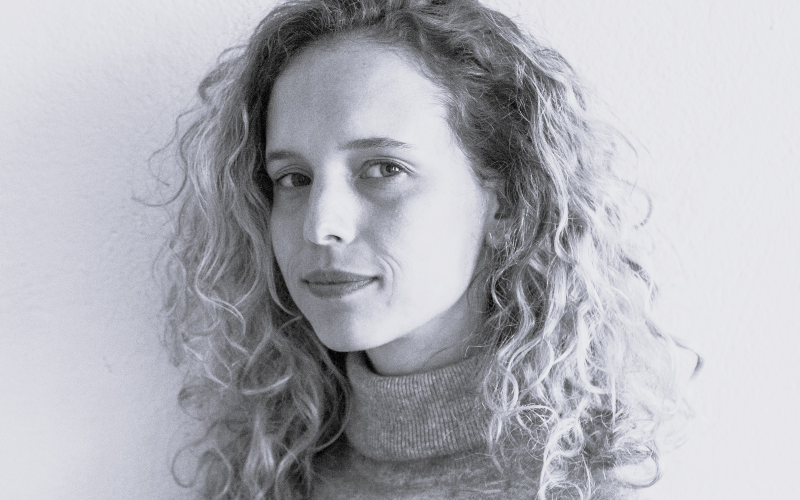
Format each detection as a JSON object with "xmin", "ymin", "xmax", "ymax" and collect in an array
[{"xmin": 302, "ymin": 269, "xmax": 378, "ymax": 298}]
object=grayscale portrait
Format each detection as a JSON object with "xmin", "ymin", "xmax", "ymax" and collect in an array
[{"xmin": 2, "ymin": 1, "xmax": 797, "ymax": 499}]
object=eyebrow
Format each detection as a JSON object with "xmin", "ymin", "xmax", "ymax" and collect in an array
[
  {"xmin": 341, "ymin": 137, "xmax": 412, "ymax": 151},
  {"xmin": 265, "ymin": 137, "xmax": 412, "ymax": 166}
]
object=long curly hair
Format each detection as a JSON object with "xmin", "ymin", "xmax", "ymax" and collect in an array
[{"xmin": 160, "ymin": 0, "xmax": 698, "ymax": 498}]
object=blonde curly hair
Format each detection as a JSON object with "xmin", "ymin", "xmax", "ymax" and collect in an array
[{"xmin": 159, "ymin": 0, "xmax": 699, "ymax": 498}]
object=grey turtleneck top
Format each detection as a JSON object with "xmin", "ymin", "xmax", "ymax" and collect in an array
[{"xmin": 311, "ymin": 351, "xmax": 541, "ymax": 499}]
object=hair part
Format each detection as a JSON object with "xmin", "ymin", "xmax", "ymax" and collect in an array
[{"xmin": 159, "ymin": 1, "xmax": 699, "ymax": 498}]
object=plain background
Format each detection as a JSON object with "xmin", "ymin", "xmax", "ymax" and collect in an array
[{"xmin": 1, "ymin": 1, "xmax": 798, "ymax": 499}]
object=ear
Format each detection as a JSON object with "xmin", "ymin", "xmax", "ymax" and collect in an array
[
  {"xmin": 482, "ymin": 179, "xmax": 508, "ymax": 249},
  {"xmin": 485, "ymin": 217, "xmax": 510, "ymax": 249}
]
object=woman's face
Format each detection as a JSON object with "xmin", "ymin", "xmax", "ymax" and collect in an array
[{"xmin": 266, "ymin": 39, "xmax": 498, "ymax": 374}]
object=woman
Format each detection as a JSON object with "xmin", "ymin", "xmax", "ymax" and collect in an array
[{"xmin": 162, "ymin": 0, "xmax": 697, "ymax": 498}]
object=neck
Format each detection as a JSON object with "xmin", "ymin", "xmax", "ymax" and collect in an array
[{"xmin": 365, "ymin": 290, "xmax": 484, "ymax": 376}]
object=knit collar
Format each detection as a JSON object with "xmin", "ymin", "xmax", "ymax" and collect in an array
[{"xmin": 344, "ymin": 351, "xmax": 489, "ymax": 462}]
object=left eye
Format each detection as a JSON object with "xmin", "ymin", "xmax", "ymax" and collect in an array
[{"xmin": 361, "ymin": 161, "xmax": 405, "ymax": 179}]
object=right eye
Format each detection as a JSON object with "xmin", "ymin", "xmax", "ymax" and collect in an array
[{"xmin": 275, "ymin": 172, "xmax": 311, "ymax": 188}]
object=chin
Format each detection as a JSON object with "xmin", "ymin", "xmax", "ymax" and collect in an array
[{"xmin": 311, "ymin": 319, "xmax": 393, "ymax": 353}]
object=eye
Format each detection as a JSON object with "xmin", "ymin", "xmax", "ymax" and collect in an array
[
  {"xmin": 275, "ymin": 172, "xmax": 312, "ymax": 188},
  {"xmin": 361, "ymin": 161, "xmax": 406, "ymax": 179}
]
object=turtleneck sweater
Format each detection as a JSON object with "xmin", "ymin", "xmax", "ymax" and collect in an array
[{"xmin": 311, "ymin": 351, "xmax": 541, "ymax": 499}]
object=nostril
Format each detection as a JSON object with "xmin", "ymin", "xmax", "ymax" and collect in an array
[
  {"xmin": 302, "ymin": 177, "xmax": 359, "ymax": 245},
  {"xmin": 303, "ymin": 202, "xmax": 354, "ymax": 245}
]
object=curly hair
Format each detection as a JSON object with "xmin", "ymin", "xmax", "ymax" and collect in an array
[{"xmin": 160, "ymin": 0, "xmax": 698, "ymax": 498}]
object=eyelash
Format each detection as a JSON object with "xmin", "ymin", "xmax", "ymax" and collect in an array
[
  {"xmin": 275, "ymin": 172, "xmax": 311, "ymax": 188},
  {"xmin": 360, "ymin": 160, "xmax": 406, "ymax": 179},
  {"xmin": 272, "ymin": 160, "xmax": 407, "ymax": 188}
]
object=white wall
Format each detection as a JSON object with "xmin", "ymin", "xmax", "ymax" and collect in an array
[{"xmin": 1, "ymin": 1, "xmax": 797, "ymax": 499}]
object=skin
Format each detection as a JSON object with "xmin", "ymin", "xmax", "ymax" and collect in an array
[{"xmin": 266, "ymin": 38, "xmax": 498, "ymax": 376}]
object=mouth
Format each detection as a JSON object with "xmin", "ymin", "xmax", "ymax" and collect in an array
[{"xmin": 302, "ymin": 270, "xmax": 378, "ymax": 299}]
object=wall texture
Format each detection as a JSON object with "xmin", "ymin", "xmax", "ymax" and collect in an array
[{"xmin": 1, "ymin": 1, "xmax": 797, "ymax": 499}]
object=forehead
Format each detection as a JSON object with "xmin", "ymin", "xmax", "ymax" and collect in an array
[
  {"xmin": 277, "ymin": 36, "xmax": 441, "ymax": 99},
  {"xmin": 265, "ymin": 39, "xmax": 451, "ymax": 145}
]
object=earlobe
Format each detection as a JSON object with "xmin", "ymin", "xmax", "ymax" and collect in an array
[
  {"xmin": 485, "ymin": 220, "xmax": 508, "ymax": 249},
  {"xmin": 482, "ymin": 181, "xmax": 506, "ymax": 249},
  {"xmin": 485, "ymin": 229, "xmax": 500, "ymax": 249},
  {"xmin": 484, "ymin": 200, "xmax": 509, "ymax": 249}
]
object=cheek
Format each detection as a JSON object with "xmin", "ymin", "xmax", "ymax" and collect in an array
[
  {"xmin": 270, "ymin": 206, "xmax": 302, "ymax": 274},
  {"xmin": 380, "ymin": 188, "xmax": 488, "ymax": 293}
]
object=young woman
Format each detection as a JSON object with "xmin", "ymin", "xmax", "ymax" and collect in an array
[{"xmin": 162, "ymin": 0, "xmax": 698, "ymax": 498}]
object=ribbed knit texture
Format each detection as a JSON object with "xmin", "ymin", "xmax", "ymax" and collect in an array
[
  {"xmin": 311, "ymin": 352, "xmax": 540, "ymax": 499},
  {"xmin": 311, "ymin": 352, "xmax": 634, "ymax": 499},
  {"xmin": 344, "ymin": 350, "xmax": 487, "ymax": 461}
]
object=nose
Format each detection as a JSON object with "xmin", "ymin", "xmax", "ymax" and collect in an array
[{"xmin": 303, "ymin": 175, "xmax": 358, "ymax": 245}]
